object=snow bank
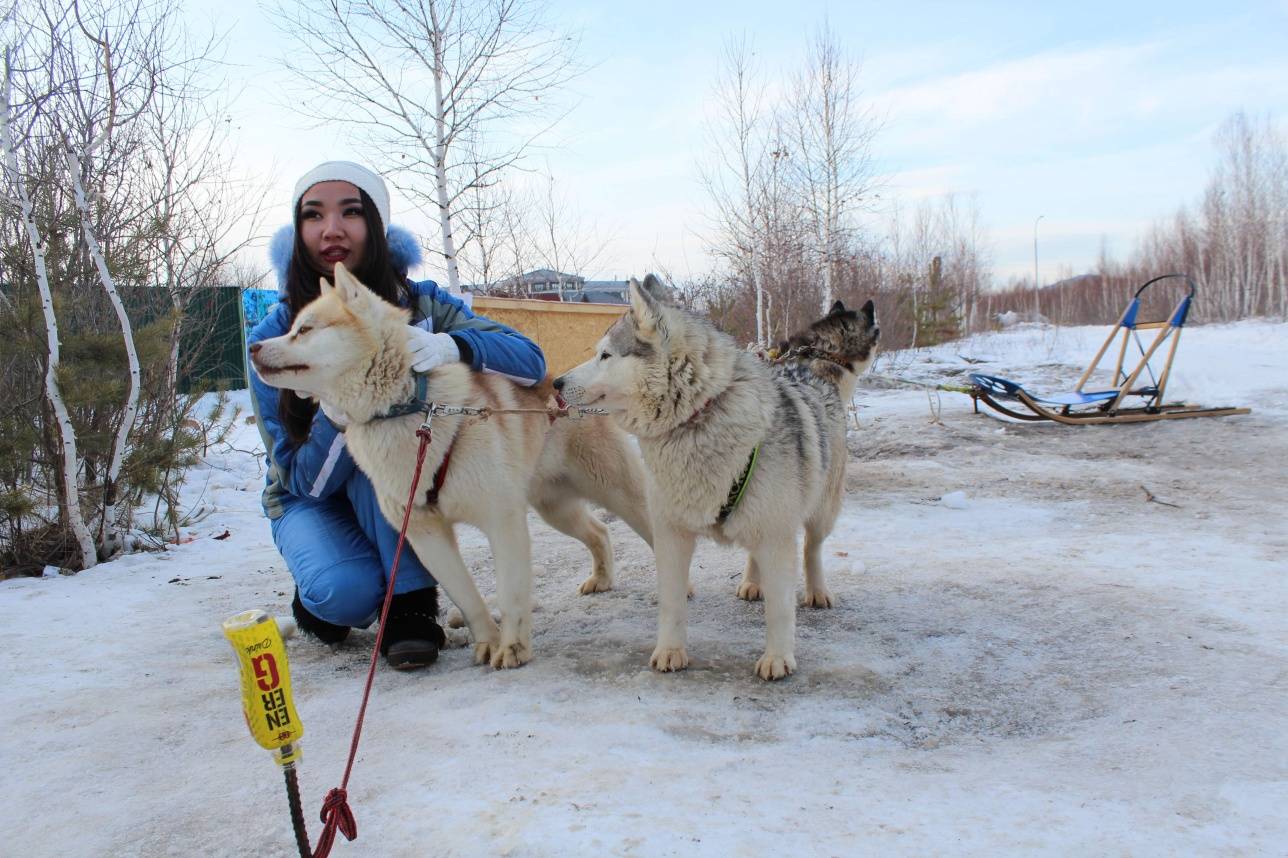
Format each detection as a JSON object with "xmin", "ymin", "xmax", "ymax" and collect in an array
[{"xmin": 2, "ymin": 322, "xmax": 1285, "ymax": 856}]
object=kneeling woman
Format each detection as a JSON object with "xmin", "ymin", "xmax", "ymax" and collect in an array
[{"xmin": 247, "ymin": 161, "xmax": 546, "ymax": 669}]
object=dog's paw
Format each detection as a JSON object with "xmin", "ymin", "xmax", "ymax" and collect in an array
[
  {"xmin": 754, "ymin": 651, "xmax": 796, "ymax": 681},
  {"xmin": 802, "ymin": 587, "xmax": 834, "ymax": 609},
  {"xmin": 736, "ymin": 580, "xmax": 763, "ymax": 601},
  {"xmin": 577, "ymin": 574, "xmax": 613, "ymax": 595},
  {"xmin": 489, "ymin": 639, "xmax": 532, "ymax": 669},
  {"xmin": 443, "ymin": 626, "xmax": 471, "ymax": 649},
  {"xmin": 473, "ymin": 639, "xmax": 500, "ymax": 665},
  {"xmin": 445, "ymin": 607, "xmax": 466, "ymax": 629},
  {"xmin": 649, "ymin": 645, "xmax": 690, "ymax": 673}
]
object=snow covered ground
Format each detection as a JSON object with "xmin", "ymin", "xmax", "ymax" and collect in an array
[{"xmin": 3, "ymin": 320, "xmax": 1286, "ymax": 857}]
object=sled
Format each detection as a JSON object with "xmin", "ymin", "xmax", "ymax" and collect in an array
[{"xmin": 968, "ymin": 274, "xmax": 1251, "ymax": 425}]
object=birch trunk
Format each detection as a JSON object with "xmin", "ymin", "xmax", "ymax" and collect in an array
[
  {"xmin": 1, "ymin": 66, "xmax": 97, "ymax": 570},
  {"xmin": 429, "ymin": 0, "xmax": 462, "ymax": 293},
  {"xmin": 821, "ymin": 141, "xmax": 838, "ymax": 314},
  {"xmin": 764, "ymin": 289, "xmax": 774, "ymax": 348},
  {"xmin": 821, "ymin": 211, "xmax": 834, "ymax": 313},
  {"xmin": 166, "ymin": 306, "xmax": 183, "ymax": 403},
  {"xmin": 1277, "ymin": 229, "xmax": 1286, "ymax": 316},
  {"xmin": 159, "ymin": 164, "xmax": 184, "ymax": 422},
  {"xmin": 910, "ymin": 286, "xmax": 920, "ymax": 349},
  {"xmin": 747, "ymin": 138, "xmax": 763, "ymax": 339},
  {"xmin": 747, "ymin": 172, "xmax": 767, "ymax": 346},
  {"xmin": 66, "ymin": 145, "xmax": 141, "ymax": 554}
]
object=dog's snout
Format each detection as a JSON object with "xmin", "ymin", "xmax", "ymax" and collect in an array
[
  {"xmin": 552, "ymin": 376, "xmax": 565, "ymax": 391},
  {"xmin": 248, "ymin": 342, "xmax": 261, "ymax": 355}
]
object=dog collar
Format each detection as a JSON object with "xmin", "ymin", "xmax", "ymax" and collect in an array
[
  {"xmin": 373, "ymin": 373, "xmax": 431, "ymax": 420},
  {"xmin": 365, "ymin": 371, "xmax": 455, "ymax": 503},
  {"xmin": 716, "ymin": 444, "xmax": 761, "ymax": 524}
]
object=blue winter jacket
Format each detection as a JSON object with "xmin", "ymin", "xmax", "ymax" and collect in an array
[{"xmin": 247, "ymin": 226, "xmax": 546, "ymax": 519}]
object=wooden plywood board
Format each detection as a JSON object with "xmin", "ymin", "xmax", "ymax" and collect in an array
[{"xmin": 472, "ymin": 297, "xmax": 628, "ymax": 376}]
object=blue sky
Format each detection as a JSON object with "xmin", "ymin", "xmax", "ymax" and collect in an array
[{"xmin": 196, "ymin": 0, "xmax": 1288, "ymax": 285}]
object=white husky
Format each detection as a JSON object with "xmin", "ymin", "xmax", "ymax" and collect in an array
[
  {"xmin": 249, "ymin": 263, "xmax": 651, "ymax": 669},
  {"xmin": 556, "ymin": 276, "xmax": 879, "ymax": 679}
]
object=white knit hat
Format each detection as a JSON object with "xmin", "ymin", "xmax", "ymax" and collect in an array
[{"xmin": 292, "ymin": 161, "xmax": 391, "ymax": 227}]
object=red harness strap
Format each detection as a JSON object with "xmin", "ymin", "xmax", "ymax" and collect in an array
[{"xmin": 423, "ymin": 442, "xmax": 453, "ymax": 506}]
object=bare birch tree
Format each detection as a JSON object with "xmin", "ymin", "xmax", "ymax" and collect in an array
[
  {"xmin": 453, "ymin": 130, "xmax": 528, "ymax": 291},
  {"xmin": 527, "ymin": 167, "xmax": 610, "ymax": 297},
  {"xmin": 2, "ymin": 48, "xmax": 98, "ymax": 570},
  {"xmin": 700, "ymin": 35, "xmax": 770, "ymax": 345},
  {"xmin": 137, "ymin": 40, "xmax": 265, "ymax": 415},
  {"xmin": 789, "ymin": 20, "xmax": 878, "ymax": 314},
  {"xmin": 275, "ymin": 0, "xmax": 581, "ymax": 292},
  {"xmin": 55, "ymin": 0, "xmax": 170, "ymax": 554},
  {"xmin": 2, "ymin": 0, "xmax": 262, "ymax": 572}
]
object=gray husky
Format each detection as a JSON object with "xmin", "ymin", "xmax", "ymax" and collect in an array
[{"xmin": 555, "ymin": 276, "xmax": 879, "ymax": 679}]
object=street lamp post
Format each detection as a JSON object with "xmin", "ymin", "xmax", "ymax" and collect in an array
[{"xmin": 1033, "ymin": 214, "xmax": 1045, "ymax": 317}]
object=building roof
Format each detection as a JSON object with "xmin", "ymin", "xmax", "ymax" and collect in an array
[
  {"xmin": 504, "ymin": 268, "xmax": 584, "ymax": 286},
  {"xmin": 581, "ymin": 290, "xmax": 627, "ymax": 305},
  {"xmin": 466, "ymin": 271, "xmax": 629, "ymax": 304}
]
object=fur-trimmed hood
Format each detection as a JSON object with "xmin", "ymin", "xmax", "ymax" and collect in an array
[{"xmin": 269, "ymin": 223, "xmax": 424, "ymax": 295}]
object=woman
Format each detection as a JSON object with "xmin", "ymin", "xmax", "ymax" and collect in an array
[{"xmin": 247, "ymin": 161, "xmax": 546, "ymax": 669}]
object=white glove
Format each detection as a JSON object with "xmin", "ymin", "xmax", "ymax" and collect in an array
[{"xmin": 406, "ymin": 324, "xmax": 461, "ymax": 373}]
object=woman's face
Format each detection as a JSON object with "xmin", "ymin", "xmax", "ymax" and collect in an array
[{"xmin": 298, "ymin": 180, "xmax": 369, "ymax": 274}]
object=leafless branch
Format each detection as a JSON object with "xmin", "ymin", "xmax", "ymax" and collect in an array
[{"xmin": 273, "ymin": 0, "xmax": 583, "ymax": 290}]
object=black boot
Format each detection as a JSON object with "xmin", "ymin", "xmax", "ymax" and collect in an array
[
  {"xmin": 292, "ymin": 588, "xmax": 350, "ymax": 645},
  {"xmin": 381, "ymin": 587, "xmax": 446, "ymax": 670}
]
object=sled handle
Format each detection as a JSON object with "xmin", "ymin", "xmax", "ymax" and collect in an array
[{"xmin": 1134, "ymin": 273, "xmax": 1197, "ymax": 300}]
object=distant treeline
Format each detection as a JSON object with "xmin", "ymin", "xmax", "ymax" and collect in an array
[
  {"xmin": 999, "ymin": 112, "xmax": 1287, "ymax": 327},
  {"xmin": 686, "ymin": 110, "xmax": 1286, "ymax": 349}
]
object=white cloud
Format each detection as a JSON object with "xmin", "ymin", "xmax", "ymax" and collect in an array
[
  {"xmin": 878, "ymin": 163, "xmax": 972, "ymax": 201},
  {"xmin": 871, "ymin": 42, "xmax": 1165, "ymax": 127}
]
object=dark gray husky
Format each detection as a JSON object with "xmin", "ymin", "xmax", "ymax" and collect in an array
[{"xmin": 556, "ymin": 277, "xmax": 879, "ymax": 679}]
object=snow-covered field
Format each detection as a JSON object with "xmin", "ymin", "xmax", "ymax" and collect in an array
[{"xmin": 3, "ymin": 320, "xmax": 1286, "ymax": 857}]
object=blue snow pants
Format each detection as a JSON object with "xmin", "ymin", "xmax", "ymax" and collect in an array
[{"xmin": 270, "ymin": 469, "xmax": 436, "ymax": 627}]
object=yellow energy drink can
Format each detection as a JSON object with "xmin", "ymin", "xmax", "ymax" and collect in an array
[{"xmin": 223, "ymin": 609, "xmax": 304, "ymax": 766}]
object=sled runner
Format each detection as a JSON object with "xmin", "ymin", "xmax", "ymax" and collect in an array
[{"xmin": 968, "ymin": 274, "xmax": 1251, "ymax": 425}]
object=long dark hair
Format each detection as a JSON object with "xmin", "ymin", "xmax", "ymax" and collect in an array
[{"xmin": 278, "ymin": 188, "xmax": 412, "ymax": 445}]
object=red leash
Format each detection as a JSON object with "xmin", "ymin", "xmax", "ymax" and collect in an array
[{"xmin": 311, "ymin": 423, "xmax": 434, "ymax": 858}]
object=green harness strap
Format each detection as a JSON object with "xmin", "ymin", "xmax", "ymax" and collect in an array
[{"xmin": 716, "ymin": 444, "xmax": 761, "ymax": 524}]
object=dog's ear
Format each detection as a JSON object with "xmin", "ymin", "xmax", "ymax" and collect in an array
[
  {"xmin": 331, "ymin": 261, "xmax": 371, "ymax": 309},
  {"xmin": 628, "ymin": 277, "xmax": 665, "ymax": 339},
  {"xmin": 861, "ymin": 299, "xmax": 875, "ymax": 324},
  {"xmin": 829, "ymin": 300, "xmax": 847, "ymax": 315},
  {"xmin": 319, "ymin": 276, "xmax": 335, "ymax": 296},
  {"xmin": 639, "ymin": 273, "xmax": 672, "ymax": 305}
]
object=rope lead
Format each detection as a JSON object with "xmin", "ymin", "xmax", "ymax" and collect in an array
[
  {"xmin": 313, "ymin": 787, "xmax": 357, "ymax": 857},
  {"xmin": 310, "ymin": 423, "xmax": 435, "ymax": 858}
]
